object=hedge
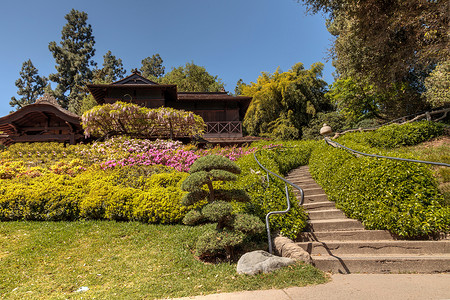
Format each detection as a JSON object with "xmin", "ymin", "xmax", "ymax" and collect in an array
[
  {"xmin": 309, "ymin": 138, "xmax": 449, "ymax": 238},
  {"xmin": 231, "ymin": 140, "xmax": 317, "ymax": 239},
  {"xmin": 0, "ymin": 167, "xmax": 199, "ymax": 223}
]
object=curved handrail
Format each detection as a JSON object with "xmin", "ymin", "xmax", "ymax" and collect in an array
[
  {"xmin": 324, "ymin": 137, "xmax": 450, "ymax": 167},
  {"xmin": 253, "ymin": 146, "xmax": 305, "ymax": 254}
]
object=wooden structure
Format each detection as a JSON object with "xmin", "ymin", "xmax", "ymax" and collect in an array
[
  {"xmin": 0, "ymin": 94, "xmax": 83, "ymax": 146},
  {"xmin": 87, "ymin": 71, "xmax": 252, "ymax": 138}
]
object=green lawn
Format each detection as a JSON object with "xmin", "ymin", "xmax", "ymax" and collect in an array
[{"xmin": 0, "ymin": 221, "xmax": 327, "ymax": 299}]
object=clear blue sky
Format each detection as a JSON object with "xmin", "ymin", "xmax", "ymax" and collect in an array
[{"xmin": 0, "ymin": 0, "xmax": 334, "ymax": 116}]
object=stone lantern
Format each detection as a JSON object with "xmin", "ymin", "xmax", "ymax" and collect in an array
[{"xmin": 320, "ymin": 123, "xmax": 333, "ymax": 137}]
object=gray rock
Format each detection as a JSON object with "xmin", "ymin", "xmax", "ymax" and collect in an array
[
  {"xmin": 273, "ymin": 235, "xmax": 312, "ymax": 264},
  {"xmin": 236, "ymin": 250, "xmax": 295, "ymax": 275}
]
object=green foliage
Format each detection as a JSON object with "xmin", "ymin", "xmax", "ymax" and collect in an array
[
  {"xmin": 10, "ymin": 59, "xmax": 47, "ymax": 110},
  {"xmin": 182, "ymin": 209, "xmax": 205, "ymax": 225},
  {"xmin": 302, "ymin": 111, "xmax": 349, "ymax": 140},
  {"xmin": 93, "ymin": 50, "xmax": 126, "ymax": 83},
  {"xmin": 181, "ymin": 155, "xmax": 264, "ymax": 260},
  {"xmin": 48, "ymin": 9, "xmax": 96, "ymax": 111},
  {"xmin": 300, "ymin": 0, "xmax": 449, "ymax": 117},
  {"xmin": 242, "ymin": 62, "xmax": 330, "ymax": 139},
  {"xmin": 424, "ymin": 60, "xmax": 450, "ymax": 107},
  {"xmin": 363, "ymin": 121, "xmax": 444, "ymax": 149},
  {"xmin": 233, "ymin": 213, "xmax": 266, "ymax": 235},
  {"xmin": 195, "ymin": 229, "xmax": 245, "ymax": 258},
  {"xmin": 160, "ymin": 62, "xmax": 225, "ymax": 92},
  {"xmin": 202, "ymin": 201, "xmax": 234, "ymax": 223},
  {"xmin": 189, "ymin": 155, "xmax": 241, "ymax": 174},
  {"xmin": 232, "ymin": 140, "xmax": 315, "ymax": 239},
  {"xmin": 309, "ymin": 133, "xmax": 449, "ymax": 238},
  {"xmin": 326, "ymin": 77, "xmax": 383, "ymax": 124},
  {"xmin": 0, "ymin": 168, "xmax": 197, "ymax": 224},
  {"xmin": 140, "ymin": 54, "xmax": 165, "ymax": 79}
]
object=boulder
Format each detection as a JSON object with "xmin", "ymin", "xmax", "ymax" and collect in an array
[{"xmin": 236, "ymin": 250, "xmax": 295, "ymax": 275}]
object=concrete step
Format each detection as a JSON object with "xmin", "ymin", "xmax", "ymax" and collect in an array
[
  {"xmin": 300, "ymin": 193, "xmax": 329, "ymax": 203},
  {"xmin": 312, "ymin": 254, "xmax": 450, "ymax": 274},
  {"xmin": 292, "ymin": 183, "xmax": 322, "ymax": 190},
  {"xmin": 302, "ymin": 187, "xmax": 324, "ymax": 194},
  {"xmin": 308, "ymin": 218, "xmax": 365, "ymax": 232},
  {"xmin": 297, "ymin": 240, "xmax": 450, "ymax": 255},
  {"xmin": 308, "ymin": 209, "xmax": 346, "ymax": 220},
  {"xmin": 297, "ymin": 230, "xmax": 395, "ymax": 242},
  {"xmin": 303, "ymin": 201, "xmax": 336, "ymax": 211}
]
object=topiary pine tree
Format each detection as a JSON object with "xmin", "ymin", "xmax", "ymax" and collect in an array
[{"xmin": 181, "ymin": 155, "xmax": 264, "ymax": 260}]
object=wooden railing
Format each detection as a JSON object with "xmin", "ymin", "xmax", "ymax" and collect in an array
[{"xmin": 205, "ymin": 121, "xmax": 242, "ymax": 136}]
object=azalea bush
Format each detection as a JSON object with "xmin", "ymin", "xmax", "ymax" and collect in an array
[{"xmin": 82, "ymin": 102, "xmax": 206, "ymax": 139}]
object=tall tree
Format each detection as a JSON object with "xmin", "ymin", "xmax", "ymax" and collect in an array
[
  {"xmin": 140, "ymin": 54, "xmax": 165, "ymax": 79},
  {"xmin": 160, "ymin": 62, "xmax": 225, "ymax": 92},
  {"xmin": 93, "ymin": 50, "xmax": 126, "ymax": 83},
  {"xmin": 242, "ymin": 62, "xmax": 330, "ymax": 139},
  {"xmin": 299, "ymin": 0, "xmax": 449, "ymax": 117},
  {"xmin": 10, "ymin": 59, "xmax": 47, "ymax": 110},
  {"xmin": 48, "ymin": 9, "xmax": 96, "ymax": 112}
]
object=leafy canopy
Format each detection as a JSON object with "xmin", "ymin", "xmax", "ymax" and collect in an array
[
  {"xmin": 160, "ymin": 62, "xmax": 225, "ymax": 92},
  {"xmin": 140, "ymin": 54, "xmax": 165, "ymax": 80},
  {"xmin": 242, "ymin": 62, "xmax": 330, "ymax": 139},
  {"xmin": 299, "ymin": 0, "xmax": 449, "ymax": 117}
]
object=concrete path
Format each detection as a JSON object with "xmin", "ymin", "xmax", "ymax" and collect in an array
[{"xmin": 172, "ymin": 274, "xmax": 450, "ymax": 300}]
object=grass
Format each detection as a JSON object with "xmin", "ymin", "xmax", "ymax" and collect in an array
[{"xmin": 0, "ymin": 221, "xmax": 327, "ymax": 299}]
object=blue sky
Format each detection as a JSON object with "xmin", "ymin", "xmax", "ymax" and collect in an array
[{"xmin": 0, "ymin": 0, "xmax": 334, "ymax": 116}]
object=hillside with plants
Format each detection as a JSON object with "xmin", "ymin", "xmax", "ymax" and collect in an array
[{"xmin": 1, "ymin": 119, "xmax": 449, "ymax": 298}]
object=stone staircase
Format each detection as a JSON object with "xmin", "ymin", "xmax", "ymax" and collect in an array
[{"xmin": 286, "ymin": 165, "xmax": 450, "ymax": 274}]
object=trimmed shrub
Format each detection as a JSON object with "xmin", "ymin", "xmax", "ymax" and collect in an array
[{"xmin": 363, "ymin": 121, "xmax": 444, "ymax": 149}]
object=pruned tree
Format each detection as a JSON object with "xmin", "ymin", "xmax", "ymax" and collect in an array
[
  {"xmin": 10, "ymin": 59, "xmax": 47, "ymax": 110},
  {"xmin": 48, "ymin": 9, "xmax": 96, "ymax": 111},
  {"xmin": 181, "ymin": 155, "xmax": 264, "ymax": 260}
]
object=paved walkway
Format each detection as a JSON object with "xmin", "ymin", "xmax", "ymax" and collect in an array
[{"xmin": 173, "ymin": 274, "xmax": 450, "ymax": 300}]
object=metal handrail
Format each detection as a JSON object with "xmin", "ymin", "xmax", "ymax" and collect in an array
[
  {"xmin": 253, "ymin": 146, "xmax": 305, "ymax": 254},
  {"xmin": 324, "ymin": 137, "xmax": 450, "ymax": 167}
]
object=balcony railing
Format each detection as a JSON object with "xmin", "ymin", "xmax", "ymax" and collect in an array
[{"xmin": 205, "ymin": 121, "xmax": 242, "ymax": 136}]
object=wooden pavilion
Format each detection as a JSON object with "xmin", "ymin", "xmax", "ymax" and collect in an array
[{"xmin": 0, "ymin": 94, "xmax": 83, "ymax": 146}]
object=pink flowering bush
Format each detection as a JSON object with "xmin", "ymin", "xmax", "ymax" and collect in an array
[{"xmin": 94, "ymin": 139, "xmax": 262, "ymax": 172}]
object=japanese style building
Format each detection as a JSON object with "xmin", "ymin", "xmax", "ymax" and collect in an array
[
  {"xmin": 87, "ymin": 71, "xmax": 253, "ymax": 139},
  {"xmin": 0, "ymin": 94, "xmax": 84, "ymax": 146},
  {"xmin": 0, "ymin": 71, "xmax": 255, "ymax": 145}
]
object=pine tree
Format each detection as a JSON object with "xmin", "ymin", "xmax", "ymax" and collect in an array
[
  {"xmin": 48, "ymin": 9, "xmax": 96, "ymax": 111},
  {"xmin": 95, "ymin": 50, "xmax": 126, "ymax": 83},
  {"xmin": 140, "ymin": 54, "xmax": 165, "ymax": 79},
  {"xmin": 10, "ymin": 59, "xmax": 47, "ymax": 110}
]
